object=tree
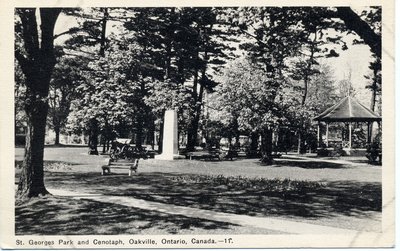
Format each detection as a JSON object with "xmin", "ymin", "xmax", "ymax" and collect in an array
[
  {"xmin": 47, "ymin": 55, "xmax": 84, "ymax": 144},
  {"xmin": 182, "ymin": 8, "xmax": 233, "ymax": 151},
  {"xmin": 15, "ymin": 8, "xmax": 61, "ymax": 198},
  {"xmin": 365, "ymin": 57, "xmax": 381, "ymax": 112},
  {"xmin": 61, "ymin": 7, "xmax": 119, "ymax": 154},
  {"xmin": 226, "ymin": 7, "xmax": 307, "ymax": 163},
  {"xmin": 282, "ymin": 64, "xmax": 340, "ymax": 151},
  {"xmin": 287, "ymin": 8, "xmax": 332, "ymax": 153},
  {"xmin": 335, "ymin": 7, "xmax": 381, "ymax": 59},
  {"xmin": 215, "ymin": 58, "xmax": 286, "ymax": 162},
  {"xmin": 123, "ymin": 8, "xmax": 234, "ymax": 151}
]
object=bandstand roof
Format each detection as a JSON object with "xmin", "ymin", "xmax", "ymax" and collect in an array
[{"xmin": 313, "ymin": 96, "xmax": 381, "ymax": 122}]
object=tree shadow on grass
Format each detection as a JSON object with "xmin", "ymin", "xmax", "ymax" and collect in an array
[
  {"xmin": 15, "ymin": 196, "xmax": 237, "ymax": 235},
  {"xmin": 44, "ymin": 172, "xmax": 381, "ymax": 221},
  {"xmin": 15, "ymin": 160, "xmax": 81, "ymax": 167},
  {"xmin": 273, "ymin": 160, "xmax": 347, "ymax": 169}
]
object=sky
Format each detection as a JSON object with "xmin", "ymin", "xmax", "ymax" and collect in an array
[{"xmin": 320, "ymin": 43, "xmax": 374, "ymax": 104}]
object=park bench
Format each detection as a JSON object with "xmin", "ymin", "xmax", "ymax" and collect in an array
[
  {"xmin": 186, "ymin": 149, "xmax": 239, "ymax": 161},
  {"xmin": 187, "ymin": 150, "xmax": 220, "ymax": 160},
  {"xmin": 101, "ymin": 158, "xmax": 139, "ymax": 176},
  {"xmin": 101, "ymin": 139, "xmax": 148, "ymax": 176},
  {"xmin": 219, "ymin": 149, "xmax": 239, "ymax": 160}
]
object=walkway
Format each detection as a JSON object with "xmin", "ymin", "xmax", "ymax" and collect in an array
[{"xmin": 48, "ymin": 188, "xmax": 375, "ymax": 236}]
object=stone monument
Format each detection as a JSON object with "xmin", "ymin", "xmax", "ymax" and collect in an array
[{"xmin": 155, "ymin": 109, "xmax": 183, "ymax": 160}]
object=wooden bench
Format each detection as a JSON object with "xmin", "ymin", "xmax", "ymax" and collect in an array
[
  {"xmin": 187, "ymin": 151, "xmax": 220, "ymax": 160},
  {"xmin": 186, "ymin": 150, "xmax": 239, "ymax": 161},
  {"xmin": 219, "ymin": 150, "xmax": 239, "ymax": 160},
  {"xmin": 101, "ymin": 158, "xmax": 139, "ymax": 176}
]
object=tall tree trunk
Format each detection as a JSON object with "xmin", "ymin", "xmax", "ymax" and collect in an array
[
  {"xmin": 297, "ymin": 31, "xmax": 317, "ymax": 154},
  {"xmin": 232, "ymin": 117, "xmax": 240, "ymax": 148},
  {"xmin": 147, "ymin": 119, "xmax": 155, "ymax": 149},
  {"xmin": 186, "ymin": 70, "xmax": 199, "ymax": 151},
  {"xmin": 135, "ymin": 114, "xmax": 144, "ymax": 150},
  {"xmin": 17, "ymin": 99, "xmax": 49, "ymax": 198},
  {"xmin": 368, "ymin": 61, "xmax": 379, "ymax": 143},
  {"xmin": 250, "ymin": 132, "xmax": 259, "ymax": 150},
  {"xmin": 87, "ymin": 9, "xmax": 109, "ymax": 154},
  {"xmin": 248, "ymin": 131, "xmax": 259, "ymax": 157},
  {"xmin": 260, "ymin": 128, "xmax": 273, "ymax": 165},
  {"xmin": 15, "ymin": 8, "xmax": 61, "ymax": 198},
  {"xmin": 88, "ymin": 118, "xmax": 99, "ymax": 155},
  {"xmin": 297, "ymin": 133, "xmax": 301, "ymax": 154},
  {"xmin": 187, "ymin": 33, "xmax": 210, "ymax": 151},
  {"xmin": 99, "ymin": 8, "xmax": 108, "ymax": 57},
  {"xmin": 54, "ymin": 125, "xmax": 60, "ymax": 145},
  {"xmin": 158, "ymin": 112, "xmax": 165, "ymax": 153},
  {"xmin": 190, "ymin": 83, "xmax": 204, "ymax": 150},
  {"xmin": 367, "ymin": 89, "xmax": 377, "ymax": 144}
]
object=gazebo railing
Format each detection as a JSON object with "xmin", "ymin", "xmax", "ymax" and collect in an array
[{"xmin": 342, "ymin": 141, "xmax": 350, "ymax": 149}]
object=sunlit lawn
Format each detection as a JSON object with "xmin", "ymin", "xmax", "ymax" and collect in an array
[{"xmin": 15, "ymin": 146, "xmax": 382, "ymax": 235}]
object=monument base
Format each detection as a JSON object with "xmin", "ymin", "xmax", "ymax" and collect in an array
[{"xmin": 154, "ymin": 154, "xmax": 185, "ymax": 160}]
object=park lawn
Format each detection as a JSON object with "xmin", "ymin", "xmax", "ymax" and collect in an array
[
  {"xmin": 16, "ymin": 195, "xmax": 284, "ymax": 235},
  {"xmin": 15, "ymin": 146, "xmax": 382, "ymax": 234}
]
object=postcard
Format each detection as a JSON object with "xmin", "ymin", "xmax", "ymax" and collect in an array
[{"xmin": 0, "ymin": 0, "xmax": 395, "ymax": 248}]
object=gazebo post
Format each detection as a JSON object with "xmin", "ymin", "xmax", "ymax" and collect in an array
[
  {"xmin": 317, "ymin": 123, "xmax": 320, "ymax": 147},
  {"xmin": 348, "ymin": 122, "xmax": 352, "ymax": 149},
  {"xmin": 326, "ymin": 123, "xmax": 329, "ymax": 147},
  {"xmin": 367, "ymin": 121, "xmax": 371, "ymax": 144}
]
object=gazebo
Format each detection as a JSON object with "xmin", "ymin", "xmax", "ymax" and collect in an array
[{"xmin": 313, "ymin": 96, "xmax": 381, "ymax": 153}]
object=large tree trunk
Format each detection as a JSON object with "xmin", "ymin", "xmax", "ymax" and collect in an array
[
  {"xmin": 297, "ymin": 31, "xmax": 317, "ymax": 154},
  {"xmin": 17, "ymin": 99, "xmax": 49, "ymax": 198},
  {"xmin": 54, "ymin": 125, "xmax": 60, "ymax": 145},
  {"xmin": 158, "ymin": 113, "xmax": 165, "ymax": 153},
  {"xmin": 189, "ymin": 83, "xmax": 204, "ymax": 150},
  {"xmin": 186, "ymin": 70, "xmax": 199, "ymax": 151},
  {"xmin": 15, "ymin": 8, "xmax": 61, "ymax": 198},
  {"xmin": 297, "ymin": 133, "xmax": 302, "ymax": 154},
  {"xmin": 247, "ymin": 131, "xmax": 259, "ymax": 158},
  {"xmin": 135, "ymin": 114, "xmax": 144, "ymax": 150},
  {"xmin": 147, "ymin": 119, "xmax": 156, "ymax": 149},
  {"xmin": 99, "ymin": 8, "xmax": 108, "ymax": 57},
  {"xmin": 260, "ymin": 128, "xmax": 274, "ymax": 165},
  {"xmin": 88, "ymin": 118, "xmax": 99, "ymax": 155}
]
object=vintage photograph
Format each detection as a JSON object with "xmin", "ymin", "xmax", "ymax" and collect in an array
[{"xmin": 3, "ymin": 3, "xmax": 394, "ymax": 248}]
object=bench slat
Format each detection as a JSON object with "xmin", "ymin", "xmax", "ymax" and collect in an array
[
  {"xmin": 109, "ymin": 162, "xmax": 135, "ymax": 166},
  {"xmin": 107, "ymin": 165, "xmax": 135, "ymax": 168}
]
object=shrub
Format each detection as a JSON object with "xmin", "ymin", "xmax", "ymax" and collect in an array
[{"xmin": 171, "ymin": 175, "xmax": 324, "ymax": 194}]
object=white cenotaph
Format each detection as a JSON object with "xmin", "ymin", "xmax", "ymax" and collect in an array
[{"xmin": 155, "ymin": 109, "xmax": 184, "ymax": 160}]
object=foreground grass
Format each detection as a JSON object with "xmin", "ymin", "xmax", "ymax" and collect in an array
[
  {"xmin": 15, "ymin": 196, "xmax": 283, "ymax": 235},
  {"xmin": 14, "ymin": 147, "xmax": 382, "ymax": 234},
  {"xmin": 16, "ymin": 168, "xmax": 381, "ymax": 234}
]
